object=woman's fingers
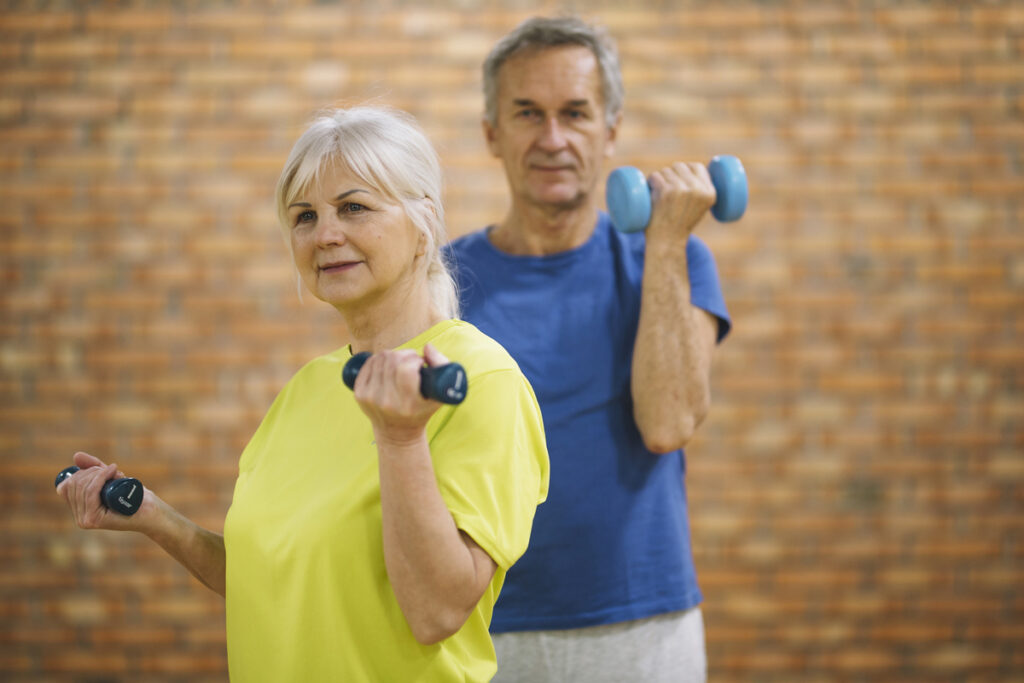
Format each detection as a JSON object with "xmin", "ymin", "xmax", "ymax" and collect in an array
[
  {"xmin": 59, "ymin": 462, "xmax": 118, "ymax": 529},
  {"xmin": 73, "ymin": 451, "xmax": 106, "ymax": 469},
  {"xmin": 355, "ymin": 350, "xmax": 421, "ymax": 405},
  {"xmin": 422, "ymin": 343, "xmax": 450, "ymax": 368}
]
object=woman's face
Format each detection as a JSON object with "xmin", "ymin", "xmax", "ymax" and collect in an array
[{"xmin": 286, "ymin": 162, "xmax": 426, "ymax": 311}]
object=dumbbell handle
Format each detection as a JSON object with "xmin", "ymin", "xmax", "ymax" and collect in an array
[
  {"xmin": 606, "ymin": 155, "xmax": 748, "ymax": 233},
  {"xmin": 342, "ymin": 352, "xmax": 468, "ymax": 405},
  {"xmin": 54, "ymin": 466, "xmax": 144, "ymax": 516}
]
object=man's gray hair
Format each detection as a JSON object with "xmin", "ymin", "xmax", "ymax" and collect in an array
[{"xmin": 482, "ymin": 16, "xmax": 624, "ymax": 129}]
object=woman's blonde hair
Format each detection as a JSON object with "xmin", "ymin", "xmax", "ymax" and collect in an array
[{"xmin": 275, "ymin": 106, "xmax": 459, "ymax": 319}]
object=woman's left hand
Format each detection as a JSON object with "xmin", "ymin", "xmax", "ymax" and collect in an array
[{"xmin": 352, "ymin": 343, "xmax": 449, "ymax": 446}]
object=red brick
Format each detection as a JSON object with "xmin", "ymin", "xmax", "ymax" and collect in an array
[
  {"xmin": 29, "ymin": 93, "xmax": 121, "ymax": 120},
  {"xmin": 913, "ymin": 645, "xmax": 1004, "ymax": 673},
  {"xmin": 83, "ymin": 10, "xmax": 175, "ymax": 32},
  {"xmin": 138, "ymin": 653, "xmax": 228, "ymax": 674},
  {"xmin": 875, "ymin": 6, "xmax": 963, "ymax": 28},
  {"xmin": 41, "ymin": 649, "xmax": 130, "ymax": 674},
  {"xmin": 182, "ymin": 10, "xmax": 269, "ymax": 32},
  {"xmin": 969, "ymin": 6, "xmax": 1024, "ymax": 27},
  {"xmin": 783, "ymin": 6, "xmax": 860, "ymax": 27},
  {"xmin": 229, "ymin": 38, "xmax": 318, "ymax": 61},
  {"xmin": 822, "ymin": 648, "xmax": 902, "ymax": 672},
  {"xmin": 0, "ymin": 67, "xmax": 78, "ymax": 88},
  {"xmin": 30, "ymin": 36, "xmax": 120, "ymax": 61},
  {"xmin": 89, "ymin": 626, "xmax": 177, "ymax": 646}
]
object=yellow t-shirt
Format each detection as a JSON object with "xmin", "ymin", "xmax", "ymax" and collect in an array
[{"xmin": 223, "ymin": 319, "xmax": 549, "ymax": 682}]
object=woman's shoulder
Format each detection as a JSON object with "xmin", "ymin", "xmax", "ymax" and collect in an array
[
  {"xmin": 279, "ymin": 347, "xmax": 350, "ymax": 395},
  {"xmin": 432, "ymin": 319, "xmax": 522, "ymax": 378}
]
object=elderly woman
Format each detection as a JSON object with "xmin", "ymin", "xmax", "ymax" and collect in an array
[{"xmin": 57, "ymin": 106, "xmax": 549, "ymax": 681}]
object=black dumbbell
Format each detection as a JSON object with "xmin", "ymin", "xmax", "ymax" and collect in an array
[
  {"xmin": 54, "ymin": 466, "xmax": 144, "ymax": 516},
  {"xmin": 342, "ymin": 351, "xmax": 468, "ymax": 405}
]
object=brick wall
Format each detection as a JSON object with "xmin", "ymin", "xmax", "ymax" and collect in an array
[{"xmin": 2, "ymin": 2, "xmax": 1021, "ymax": 681}]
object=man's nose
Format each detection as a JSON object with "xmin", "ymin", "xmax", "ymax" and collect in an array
[{"xmin": 536, "ymin": 116, "xmax": 568, "ymax": 151}]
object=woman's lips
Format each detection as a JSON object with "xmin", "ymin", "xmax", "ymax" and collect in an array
[{"xmin": 319, "ymin": 261, "xmax": 359, "ymax": 274}]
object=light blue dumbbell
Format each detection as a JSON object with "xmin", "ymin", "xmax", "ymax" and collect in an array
[{"xmin": 606, "ymin": 155, "xmax": 748, "ymax": 233}]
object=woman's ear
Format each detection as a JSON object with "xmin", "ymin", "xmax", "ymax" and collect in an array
[
  {"xmin": 415, "ymin": 198, "xmax": 438, "ymax": 257},
  {"xmin": 423, "ymin": 196, "xmax": 440, "ymax": 220}
]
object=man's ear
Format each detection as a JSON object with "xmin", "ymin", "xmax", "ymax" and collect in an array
[
  {"xmin": 482, "ymin": 117, "xmax": 501, "ymax": 158},
  {"xmin": 604, "ymin": 111, "xmax": 622, "ymax": 158}
]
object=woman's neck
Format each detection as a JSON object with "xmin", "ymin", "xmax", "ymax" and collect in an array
[{"xmin": 340, "ymin": 281, "xmax": 445, "ymax": 354}]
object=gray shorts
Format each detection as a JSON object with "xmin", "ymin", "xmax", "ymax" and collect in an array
[{"xmin": 491, "ymin": 607, "xmax": 707, "ymax": 683}]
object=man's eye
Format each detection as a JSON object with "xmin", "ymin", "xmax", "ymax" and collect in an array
[{"xmin": 516, "ymin": 109, "xmax": 539, "ymax": 119}]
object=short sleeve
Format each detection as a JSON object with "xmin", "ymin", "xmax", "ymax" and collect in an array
[
  {"xmin": 428, "ymin": 367, "xmax": 549, "ymax": 570},
  {"xmin": 686, "ymin": 235, "xmax": 732, "ymax": 343}
]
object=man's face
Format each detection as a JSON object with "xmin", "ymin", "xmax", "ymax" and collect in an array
[{"xmin": 484, "ymin": 45, "xmax": 618, "ymax": 212}]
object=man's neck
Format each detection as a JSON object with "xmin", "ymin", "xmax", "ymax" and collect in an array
[{"xmin": 489, "ymin": 202, "xmax": 600, "ymax": 256}]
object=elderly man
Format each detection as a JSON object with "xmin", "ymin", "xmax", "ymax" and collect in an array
[{"xmin": 446, "ymin": 15, "xmax": 732, "ymax": 683}]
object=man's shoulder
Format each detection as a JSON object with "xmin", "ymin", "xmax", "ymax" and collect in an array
[
  {"xmin": 445, "ymin": 227, "xmax": 490, "ymax": 257},
  {"xmin": 436, "ymin": 319, "xmax": 525, "ymax": 378}
]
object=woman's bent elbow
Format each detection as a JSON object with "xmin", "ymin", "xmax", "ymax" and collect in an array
[{"xmin": 408, "ymin": 605, "xmax": 472, "ymax": 645}]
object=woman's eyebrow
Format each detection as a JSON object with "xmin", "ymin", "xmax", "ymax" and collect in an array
[
  {"xmin": 334, "ymin": 189, "xmax": 368, "ymax": 201},
  {"xmin": 288, "ymin": 189, "xmax": 369, "ymax": 210}
]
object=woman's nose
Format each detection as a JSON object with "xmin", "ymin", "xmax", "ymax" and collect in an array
[{"xmin": 315, "ymin": 212, "xmax": 347, "ymax": 246}]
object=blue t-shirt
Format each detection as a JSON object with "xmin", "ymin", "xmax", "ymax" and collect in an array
[{"xmin": 446, "ymin": 212, "xmax": 731, "ymax": 631}]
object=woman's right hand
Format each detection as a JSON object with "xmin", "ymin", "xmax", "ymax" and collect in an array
[
  {"xmin": 351, "ymin": 346, "xmax": 447, "ymax": 448},
  {"xmin": 56, "ymin": 451, "xmax": 152, "ymax": 532}
]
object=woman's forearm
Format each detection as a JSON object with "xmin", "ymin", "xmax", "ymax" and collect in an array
[
  {"xmin": 140, "ymin": 493, "xmax": 226, "ymax": 597},
  {"xmin": 376, "ymin": 433, "xmax": 495, "ymax": 645}
]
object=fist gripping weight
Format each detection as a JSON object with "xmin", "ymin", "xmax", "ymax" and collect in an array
[
  {"xmin": 342, "ymin": 352, "xmax": 468, "ymax": 405},
  {"xmin": 606, "ymin": 155, "xmax": 748, "ymax": 232},
  {"xmin": 54, "ymin": 466, "xmax": 144, "ymax": 516}
]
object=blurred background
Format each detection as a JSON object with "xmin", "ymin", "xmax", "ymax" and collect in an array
[{"xmin": 1, "ymin": 1, "xmax": 1021, "ymax": 681}]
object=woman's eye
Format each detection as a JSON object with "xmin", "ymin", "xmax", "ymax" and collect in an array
[
  {"xmin": 342, "ymin": 202, "xmax": 366, "ymax": 213},
  {"xmin": 296, "ymin": 210, "xmax": 316, "ymax": 224}
]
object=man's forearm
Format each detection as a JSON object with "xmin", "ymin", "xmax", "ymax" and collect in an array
[{"xmin": 631, "ymin": 243, "xmax": 717, "ymax": 454}]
